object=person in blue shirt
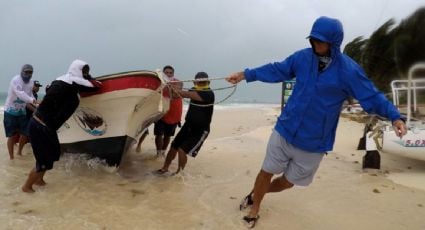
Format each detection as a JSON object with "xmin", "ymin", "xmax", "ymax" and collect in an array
[{"xmin": 226, "ymin": 16, "xmax": 407, "ymax": 228}]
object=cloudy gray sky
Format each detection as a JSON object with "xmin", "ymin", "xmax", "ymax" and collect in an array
[{"xmin": 1, "ymin": 0, "xmax": 424, "ymax": 103}]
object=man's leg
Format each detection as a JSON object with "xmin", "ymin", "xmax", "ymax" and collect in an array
[
  {"xmin": 17, "ymin": 135, "xmax": 28, "ymax": 156},
  {"xmin": 155, "ymin": 135, "xmax": 164, "ymax": 156},
  {"xmin": 7, "ymin": 136, "xmax": 15, "ymax": 160},
  {"xmin": 162, "ymin": 136, "xmax": 171, "ymax": 153},
  {"xmin": 136, "ymin": 131, "xmax": 148, "ymax": 153},
  {"xmin": 268, "ymin": 175, "xmax": 294, "ymax": 193},
  {"xmin": 175, "ymin": 148, "xmax": 188, "ymax": 174},
  {"xmin": 158, "ymin": 148, "xmax": 178, "ymax": 172},
  {"xmin": 247, "ymin": 170, "xmax": 274, "ymax": 218},
  {"xmin": 22, "ymin": 167, "xmax": 43, "ymax": 193},
  {"xmin": 35, "ymin": 171, "xmax": 47, "ymax": 186}
]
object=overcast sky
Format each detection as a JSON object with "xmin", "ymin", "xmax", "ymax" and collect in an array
[{"xmin": 1, "ymin": 0, "xmax": 424, "ymax": 103}]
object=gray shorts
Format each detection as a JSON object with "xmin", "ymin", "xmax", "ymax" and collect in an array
[{"xmin": 262, "ymin": 129, "xmax": 324, "ymax": 186}]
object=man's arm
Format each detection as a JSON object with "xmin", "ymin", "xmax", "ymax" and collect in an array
[
  {"xmin": 226, "ymin": 71, "xmax": 245, "ymax": 84},
  {"xmin": 12, "ymin": 80, "xmax": 35, "ymax": 104},
  {"xmin": 392, "ymin": 119, "xmax": 407, "ymax": 138},
  {"xmin": 173, "ymin": 87, "xmax": 203, "ymax": 101}
]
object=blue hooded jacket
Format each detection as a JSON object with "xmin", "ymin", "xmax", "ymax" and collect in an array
[{"xmin": 244, "ymin": 16, "xmax": 401, "ymax": 153}]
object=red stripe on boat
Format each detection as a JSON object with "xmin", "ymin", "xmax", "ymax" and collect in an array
[{"xmin": 81, "ymin": 75, "xmax": 162, "ymax": 97}]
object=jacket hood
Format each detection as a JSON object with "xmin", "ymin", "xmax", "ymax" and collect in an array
[
  {"xmin": 56, "ymin": 59, "xmax": 93, "ymax": 87},
  {"xmin": 309, "ymin": 16, "xmax": 344, "ymax": 53}
]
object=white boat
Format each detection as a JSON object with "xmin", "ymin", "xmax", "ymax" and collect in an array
[
  {"xmin": 380, "ymin": 63, "xmax": 425, "ymax": 160},
  {"xmin": 58, "ymin": 70, "xmax": 170, "ymax": 166}
]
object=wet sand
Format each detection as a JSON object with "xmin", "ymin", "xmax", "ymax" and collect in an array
[{"xmin": 1, "ymin": 106, "xmax": 425, "ymax": 230}]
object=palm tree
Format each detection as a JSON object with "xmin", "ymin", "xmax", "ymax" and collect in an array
[{"xmin": 344, "ymin": 7, "xmax": 425, "ymax": 92}]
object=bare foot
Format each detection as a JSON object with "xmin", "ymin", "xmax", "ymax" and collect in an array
[
  {"xmin": 171, "ymin": 170, "xmax": 183, "ymax": 176},
  {"xmin": 153, "ymin": 169, "xmax": 168, "ymax": 175},
  {"xmin": 22, "ymin": 186, "xmax": 35, "ymax": 193},
  {"xmin": 35, "ymin": 180, "xmax": 47, "ymax": 186},
  {"xmin": 135, "ymin": 147, "xmax": 141, "ymax": 153},
  {"xmin": 17, "ymin": 152, "xmax": 23, "ymax": 156}
]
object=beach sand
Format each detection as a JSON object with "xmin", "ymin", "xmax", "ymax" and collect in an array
[{"xmin": 1, "ymin": 106, "xmax": 425, "ymax": 230}]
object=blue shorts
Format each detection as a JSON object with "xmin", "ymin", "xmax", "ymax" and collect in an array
[
  {"xmin": 29, "ymin": 118, "xmax": 61, "ymax": 172},
  {"xmin": 262, "ymin": 129, "xmax": 324, "ymax": 186},
  {"xmin": 3, "ymin": 112, "xmax": 30, "ymax": 137}
]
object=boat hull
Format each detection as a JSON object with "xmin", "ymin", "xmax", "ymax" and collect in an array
[
  {"xmin": 58, "ymin": 71, "xmax": 169, "ymax": 166},
  {"xmin": 382, "ymin": 129, "xmax": 425, "ymax": 161}
]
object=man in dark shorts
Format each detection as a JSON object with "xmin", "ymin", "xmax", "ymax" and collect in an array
[
  {"xmin": 136, "ymin": 65, "xmax": 183, "ymax": 156},
  {"xmin": 22, "ymin": 59, "xmax": 101, "ymax": 193},
  {"xmin": 3, "ymin": 64, "xmax": 36, "ymax": 160},
  {"xmin": 156, "ymin": 72, "xmax": 214, "ymax": 175}
]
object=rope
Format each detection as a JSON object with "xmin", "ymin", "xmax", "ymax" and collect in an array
[
  {"xmin": 185, "ymin": 84, "xmax": 237, "ymax": 107},
  {"xmin": 161, "ymin": 76, "xmax": 237, "ymax": 107},
  {"xmin": 175, "ymin": 76, "xmax": 228, "ymax": 83}
]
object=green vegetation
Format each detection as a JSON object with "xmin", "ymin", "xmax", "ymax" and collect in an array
[{"xmin": 343, "ymin": 7, "xmax": 425, "ymax": 92}]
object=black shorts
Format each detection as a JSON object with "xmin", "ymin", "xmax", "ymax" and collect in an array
[
  {"xmin": 29, "ymin": 118, "xmax": 61, "ymax": 172},
  {"xmin": 154, "ymin": 119, "xmax": 178, "ymax": 136},
  {"xmin": 170, "ymin": 123, "xmax": 209, "ymax": 158}
]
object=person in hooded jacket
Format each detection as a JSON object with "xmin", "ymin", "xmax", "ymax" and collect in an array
[
  {"xmin": 226, "ymin": 16, "xmax": 407, "ymax": 228},
  {"xmin": 3, "ymin": 64, "xmax": 36, "ymax": 160},
  {"xmin": 22, "ymin": 59, "xmax": 101, "ymax": 193}
]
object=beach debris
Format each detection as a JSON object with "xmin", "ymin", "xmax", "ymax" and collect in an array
[
  {"xmin": 418, "ymin": 204, "xmax": 423, "ymax": 207},
  {"xmin": 373, "ymin": 188, "xmax": 381, "ymax": 193},
  {"xmin": 229, "ymin": 196, "xmax": 237, "ymax": 200},
  {"xmin": 21, "ymin": 209, "xmax": 34, "ymax": 214},
  {"xmin": 407, "ymin": 166, "xmax": 412, "ymax": 169},
  {"xmin": 130, "ymin": 189, "xmax": 145, "ymax": 197},
  {"xmin": 369, "ymin": 173, "xmax": 378, "ymax": 176},
  {"xmin": 12, "ymin": 201, "xmax": 21, "ymax": 206},
  {"xmin": 353, "ymin": 160, "xmax": 359, "ymax": 164}
]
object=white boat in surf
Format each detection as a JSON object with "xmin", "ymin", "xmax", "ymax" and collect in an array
[
  {"xmin": 380, "ymin": 63, "xmax": 425, "ymax": 160},
  {"xmin": 58, "ymin": 70, "xmax": 171, "ymax": 166}
]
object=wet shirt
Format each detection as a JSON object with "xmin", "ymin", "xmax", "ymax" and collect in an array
[
  {"xmin": 184, "ymin": 89, "xmax": 215, "ymax": 130},
  {"xmin": 162, "ymin": 98, "xmax": 183, "ymax": 125},
  {"xmin": 35, "ymin": 80, "xmax": 80, "ymax": 131},
  {"xmin": 4, "ymin": 75, "xmax": 35, "ymax": 116}
]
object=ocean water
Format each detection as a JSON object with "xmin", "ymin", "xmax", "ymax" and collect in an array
[{"xmin": 0, "ymin": 92, "xmax": 6, "ymax": 111}]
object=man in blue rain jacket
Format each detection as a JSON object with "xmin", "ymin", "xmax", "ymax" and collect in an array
[{"xmin": 226, "ymin": 16, "xmax": 407, "ymax": 228}]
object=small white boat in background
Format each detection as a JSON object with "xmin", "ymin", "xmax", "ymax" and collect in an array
[
  {"xmin": 380, "ymin": 63, "xmax": 425, "ymax": 161},
  {"xmin": 58, "ymin": 70, "xmax": 170, "ymax": 166}
]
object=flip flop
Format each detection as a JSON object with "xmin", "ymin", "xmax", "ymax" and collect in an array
[
  {"xmin": 243, "ymin": 215, "xmax": 260, "ymax": 228},
  {"xmin": 239, "ymin": 192, "xmax": 254, "ymax": 211}
]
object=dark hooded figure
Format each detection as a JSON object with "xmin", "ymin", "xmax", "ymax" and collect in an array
[
  {"xmin": 226, "ymin": 16, "xmax": 407, "ymax": 228},
  {"xmin": 22, "ymin": 59, "xmax": 101, "ymax": 193}
]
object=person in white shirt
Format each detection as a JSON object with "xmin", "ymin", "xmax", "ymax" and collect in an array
[{"xmin": 3, "ymin": 64, "xmax": 36, "ymax": 159}]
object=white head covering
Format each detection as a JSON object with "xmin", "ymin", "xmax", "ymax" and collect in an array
[{"xmin": 56, "ymin": 59, "xmax": 94, "ymax": 87}]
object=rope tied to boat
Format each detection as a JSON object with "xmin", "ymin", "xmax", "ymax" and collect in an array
[{"xmin": 160, "ymin": 75, "xmax": 237, "ymax": 107}]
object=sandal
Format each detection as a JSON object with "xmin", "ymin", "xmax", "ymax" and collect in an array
[
  {"xmin": 243, "ymin": 215, "xmax": 260, "ymax": 228},
  {"xmin": 239, "ymin": 192, "xmax": 254, "ymax": 211}
]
